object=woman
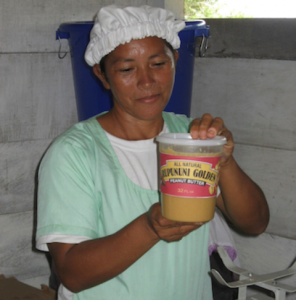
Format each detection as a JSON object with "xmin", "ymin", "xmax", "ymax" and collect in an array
[{"xmin": 36, "ymin": 5, "xmax": 269, "ymax": 300}]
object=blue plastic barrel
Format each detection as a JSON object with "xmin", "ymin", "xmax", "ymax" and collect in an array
[{"xmin": 57, "ymin": 21, "xmax": 209, "ymax": 121}]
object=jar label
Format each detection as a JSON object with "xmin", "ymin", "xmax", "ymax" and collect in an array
[{"xmin": 160, "ymin": 153, "xmax": 221, "ymax": 198}]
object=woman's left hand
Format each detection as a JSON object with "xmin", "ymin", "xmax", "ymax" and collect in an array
[
  {"xmin": 190, "ymin": 114, "xmax": 269, "ymax": 235},
  {"xmin": 190, "ymin": 113, "xmax": 234, "ymax": 165}
]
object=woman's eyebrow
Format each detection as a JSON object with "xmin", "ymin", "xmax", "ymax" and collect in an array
[
  {"xmin": 111, "ymin": 57, "xmax": 135, "ymax": 65},
  {"xmin": 149, "ymin": 50, "xmax": 168, "ymax": 59},
  {"xmin": 149, "ymin": 54, "xmax": 160, "ymax": 59},
  {"xmin": 110, "ymin": 51, "xmax": 167, "ymax": 65}
]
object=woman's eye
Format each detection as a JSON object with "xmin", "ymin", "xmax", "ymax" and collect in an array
[
  {"xmin": 154, "ymin": 62, "xmax": 165, "ymax": 67},
  {"xmin": 119, "ymin": 68, "xmax": 133, "ymax": 73}
]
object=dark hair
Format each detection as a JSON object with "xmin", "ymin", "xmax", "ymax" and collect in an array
[
  {"xmin": 99, "ymin": 54, "xmax": 108, "ymax": 75},
  {"xmin": 99, "ymin": 39, "xmax": 176, "ymax": 76},
  {"xmin": 164, "ymin": 40, "xmax": 175, "ymax": 57}
]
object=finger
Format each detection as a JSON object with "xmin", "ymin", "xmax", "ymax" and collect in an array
[
  {"xmin": 220, "ymin": 127, "xmax": 233, "ymax": 145},
  {"xmin": 220, "ymin": 129, "xmax": 234, "ymax": 164},
  {"xmin": 160, "ymin": 228, "xmax": 198, "ymax": 241},
  {"xmin": 171, "ymin": 221, "xmax": 204, "ymax": 227},
  {"xmin": 190, "ymin": 113, "xmax": 213, "ymax": 140},
  {"xmin": 207, "ymin": 117, "xmax": 224, "ymax": 138},
  {"xmin": 198, "ymin": 113, "xmax": 214, "ymax": 140},
  {"xmin": 158, "ymin": 217, "xmax": 203, "ymax": 228},
  {"xmin": 189, "ymin": 118, "xmax": 201, "ymax": 139},
  {"xmin": 157, "ymin": 223, "xmax": 204, "ymax": 241}
]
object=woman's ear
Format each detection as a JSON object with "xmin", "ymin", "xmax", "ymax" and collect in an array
[{"xmin": 93, "ymin": 64, "xmax": 110, "ymax": 90}]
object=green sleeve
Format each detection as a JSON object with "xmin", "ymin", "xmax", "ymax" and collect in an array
[
  {"xmin": 162, "ymin": 111, "xmax": 193, "ymax": 133},
  {"xmin": 37, "ymin": 136, "xmax": 100, "ymax": 240}
]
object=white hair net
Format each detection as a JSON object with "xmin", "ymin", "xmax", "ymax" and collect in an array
[{"xmin": 85, "ymin": 5, "xmax": 185, "ymax": 66}]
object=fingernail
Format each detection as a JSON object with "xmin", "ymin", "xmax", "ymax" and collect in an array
[
  {"xmin": 199, "ymin": 132, "xmax": 207, "ymax": 139},
  {"xmin": 191, "ymin": 132, "xmax": 198, "ymax": 139},
  {"xmin": 208, "ymin": 129, "xmax": 216, "ymax": 135}
]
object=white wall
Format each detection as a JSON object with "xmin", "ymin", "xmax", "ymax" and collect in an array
[{"xmin": 165, "ymin": 0, "xmax": 184, "ymax": 19}]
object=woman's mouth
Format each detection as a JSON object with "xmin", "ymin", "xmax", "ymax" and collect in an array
[{"xmin": 136, "ymin": 94, "xmax": 160, "ymax": 104}]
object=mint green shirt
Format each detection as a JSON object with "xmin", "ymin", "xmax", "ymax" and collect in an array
[{"xmin": 37, "ymin": 112, "xmax": 212, "ymax": 300}]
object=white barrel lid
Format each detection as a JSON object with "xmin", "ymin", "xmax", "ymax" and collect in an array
[{"xmin": 156, "ymin": 133, "xmax": 227, "ymax": 146}]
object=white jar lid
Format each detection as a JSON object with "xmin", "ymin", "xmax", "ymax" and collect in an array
[{"xmin": 156, "ymin": 133, "xmax": 227, "ymax": 146}]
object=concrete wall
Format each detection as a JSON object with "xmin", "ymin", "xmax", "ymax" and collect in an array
[
  {"xmin": 165, "ymin": 0, "xmax": 184, "ymax": 19},
  {"xmin": 0, "ymin": 0, "xmax": 164, "ymax": 289},
  {"xmin": 191, "ymin": 19, "xmax": 296, "ymax": 299}
]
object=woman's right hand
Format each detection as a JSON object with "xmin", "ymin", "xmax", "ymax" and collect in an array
[{"xmin": 146, "ymin": 203, "xmax": 204, "ymax": 242}]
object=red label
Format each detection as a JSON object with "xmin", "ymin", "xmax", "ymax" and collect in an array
[{"xmin": 160, "ymin": 152, "xmax": 221, "ymax": 198}]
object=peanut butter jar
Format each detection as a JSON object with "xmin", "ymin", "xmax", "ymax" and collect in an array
[{"xmin": 156, "ymin": 133, "xmax": 226, "ymax": 222}]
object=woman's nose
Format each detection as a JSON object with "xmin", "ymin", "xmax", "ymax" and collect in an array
[{"xmin": 137, "ymin": 67, "xmax": 156, "ymax": 90}]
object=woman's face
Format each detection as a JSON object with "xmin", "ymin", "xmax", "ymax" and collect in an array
[{"xmin": 93, "ymin": 36, "xmax": 178, "ymax": 122}]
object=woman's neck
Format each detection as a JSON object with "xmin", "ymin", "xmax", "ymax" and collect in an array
[{"xmin": 97, "ymin": 109, "xmax": 164, "ymax": 140}]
